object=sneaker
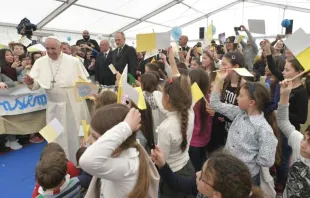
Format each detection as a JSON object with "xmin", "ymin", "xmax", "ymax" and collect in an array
[
  {"xmin": 5, "ymin": 140, "xmax": 22, "ymax": 150},
  {"xmin": 29, "ymin": 135, "xmax": 44, "ymax": 143}
]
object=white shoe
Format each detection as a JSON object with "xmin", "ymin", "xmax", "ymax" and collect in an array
[{"xmin": 5, "ymin": 140, "xmax": 22, "ymax": 150}]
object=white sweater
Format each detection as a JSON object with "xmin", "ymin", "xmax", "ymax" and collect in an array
[
  {"xmin": 79, "ymin": 122, "xmax": 139, "ymax": 198},
  {"xmin": 277, "ymin": 104, "xmax": 310, "ymax": 198}
]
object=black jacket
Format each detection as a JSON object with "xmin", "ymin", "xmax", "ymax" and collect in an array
[
  {"xmin": 112, "ymin": 44, "xmax": 137, "ymax": 77},
  {"xmin": 95, "ymin": 51, "xmax": 115, "ymax": 85}
]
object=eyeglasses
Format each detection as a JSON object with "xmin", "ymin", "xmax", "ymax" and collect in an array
[{"xmin": 199, "ymin": 169, "xmax": 215, "ymax": 189}]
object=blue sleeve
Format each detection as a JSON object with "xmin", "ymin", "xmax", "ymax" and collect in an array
[
  {"xmin": 158, "ymin": 163, "xmax": 198, "ymax": 195},
  {"xmin": 92, "ymin": 49, "xmax": 100, "ymax": 57},
  {"xmin": 77, "ymin": 170, "xmax": 92, "ymax": 189}
]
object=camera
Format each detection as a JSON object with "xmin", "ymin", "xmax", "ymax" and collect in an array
[
  {"xmin": 234, "ymin": 26, "xmax": 242, "ymax": 31},
  {"xmin": 16, "ymin": 18, "xmax": 37, "ymax": 39}
]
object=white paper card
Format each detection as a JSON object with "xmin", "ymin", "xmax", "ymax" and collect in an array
[
  {"xmin": 50, "ymin": 118, "xmax": 64, "ymax": 135},
  {"xmin": 284, "ymin": 28, "xmax": 310, "ymax": 56},
  {"xmin": 78, "ymin": 125, "xmax": 84, "ymax": 137},
  {"xmin": 123, "ymin": 83, "xmax": 139, "ymax": 104},
  {"xmin": 248, "ymin": 19, "xmax": 266, "ymax": 34},
  {"xmin": 108, "ymin": 64, "xmax": 117, "ymax": 74},
  {"xmin": 18, "ymin": 36, "xmax": 32, "ymax": 47},
  {"xmin": 27, "ymin": 44, "xmax": 46, "ymax": 52},
  {"xmin": 122, "ymin": 65, "xmax": 128, "ymax": 84},
  {"xmin": 144, "ymin": 49, "xmax": 159, "ymax": 60},
  {"xmin": 233, "ymin": 68, "xmax": 254, "ymax": 77},
  {"xmin": 156, "ymin": 31, "xmax": 171, "ymax": 50}
]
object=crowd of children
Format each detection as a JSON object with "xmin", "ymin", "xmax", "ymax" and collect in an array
[{"xmin": 2, "ymin": 27, "xmax": 307, "ymax": 198}]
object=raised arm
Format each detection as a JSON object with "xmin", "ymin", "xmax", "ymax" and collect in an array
[
  {"xmin": 263, "ymin": 40, "xmax": 284, "ymax": 81},
  {"xmin": 167, "ymin": 47, "xmax": 180, "ymax": 76},
  {"xmin": 151, "ymin": 146, "xmax": 197, "ymax": 195},
  {"xmin": 210, "ymin": 70, "xmax": 241, "ymax": 120},
  {"xmin": 277, "ymin": 80, "xmax": 298, "ymax": 138}
]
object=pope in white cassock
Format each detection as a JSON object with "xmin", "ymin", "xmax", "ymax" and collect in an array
[{"xmin": 24, "ymin": 37, "xmax": 90, "ymax": 163}]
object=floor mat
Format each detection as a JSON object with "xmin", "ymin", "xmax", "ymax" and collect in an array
[{"xmin": 0, "ymin": 142, "xmax": 46, "ymax": 198}]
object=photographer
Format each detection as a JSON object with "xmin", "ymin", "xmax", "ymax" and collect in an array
[
  {"xmin": 76, "ymin": 30, "xmax": 100, "ymax": 52},
  {"xmin": 235, "ymin": 25, "xmax": 258, "ymax": 71}
]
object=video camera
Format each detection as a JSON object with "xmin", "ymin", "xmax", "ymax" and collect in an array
[{"xmin": 16, "ymin": 18, "xmax": 37, "ymax": 39}]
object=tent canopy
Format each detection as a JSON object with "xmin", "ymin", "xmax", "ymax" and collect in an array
[{"xmin": 0, "ymin": 0, "xmax": 309, "ymax": 44}]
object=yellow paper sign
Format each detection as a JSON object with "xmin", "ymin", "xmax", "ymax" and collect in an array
[
  {"xmin": 39, "ymin": 118, "xmax": 63, "ymax": 143},
  {"xmin": 81, "ymin": 120, "xmax": 90, "ymax": 138},
  {"xmin": 136, "ymin": 33, "xmax": 156, "ymax": 52},
  {"xmin": 134, "ymin": 87, "xmax": 147, "ymax": 110},
  {"xmin": 296, "ymin": 47, "xmax": 310, "ymax": 71},
  {"xmin": 191, "ymin": 82, "xmax": 204, "ymax": 103}
]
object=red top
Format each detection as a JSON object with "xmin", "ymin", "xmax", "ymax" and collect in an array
[
  {"xmin": 32, "ymin": 160, "xmax": 80, "ymax": 198},
  {"xmin": 1, "ymin": 65, "xmax": 17, "ymax": 81},
  {"xmin": 190, "ymin": 95, "xmax": 213, "ymax": 147}
]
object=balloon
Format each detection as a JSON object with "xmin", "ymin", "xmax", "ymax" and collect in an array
[
  {"xmin": 212, "ymin": 25, "xmax": 216, "ymax": 35},
  {"xmin": 171, "ymin": 27, "xmax": 182, "ymax": 41},
  {"xmin": 281, "ymin": 19, "xmax": 291, "ymax": 28},
  {"xmin": 66, "ymin": 36, "xmax": 71, "ymax": 41}
]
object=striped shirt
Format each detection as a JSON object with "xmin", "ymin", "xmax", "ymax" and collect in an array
[
  {"xmin": 36, "ymin": 177, "xmax": 81, "ymax": 198},
  {"xmin": 210, "ymin": 92, "xmax": 278, "ymax": 176}
]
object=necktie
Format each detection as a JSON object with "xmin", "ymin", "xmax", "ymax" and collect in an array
[
  {"xmin": 104, "ymin": 53, "xmax": 107, "ymax": 59},
  {"xmin": 117, "ymin": 48, "xmax": 122, "ymax": 56}
]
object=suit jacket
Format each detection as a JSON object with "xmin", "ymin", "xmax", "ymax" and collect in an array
[
  {"xmin": 95, "ymin": 51, "xmax": 115, "ymax": 85},
  {"xmin": 76, "ymin": 39, "xmax": 100, "ymax": 52},
  {"xmin": 112, "ymin": 44, "xmax": 137, "ymax": 77}
]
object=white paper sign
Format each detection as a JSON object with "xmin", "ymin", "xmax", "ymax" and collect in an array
[
  {"xmin": 108, "ymin": 64, "xmax": 117, "ymax": 74},
  {"xmin": 18, "ymin": 36, "xmax": 32, "ymax": 47},
  {"xmin": 27, "ymin": 43, "xmax": 46, "ymax": 52},
  {"xmin": 284, "ymin": 28, "xmax": 310, "ymax": 56},
  {"xmin": 233, "ymin": 68, "xmax": 254, "ymax": 77},
  {"xmin": 156, "ymin": 31, "xmax": 171, "ymax": 50},
  {"xmin": 248, "ymin": 19, "xmax": 266, "ymax": 34},
  {"xmin": 144, "ymin": 49, "xmax": 159, "ymax": 60}
]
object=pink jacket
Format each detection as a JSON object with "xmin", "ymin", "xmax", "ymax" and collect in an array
[{"xmin": 190, "ymin": 95, "xmax": 213, "ymax": 147}]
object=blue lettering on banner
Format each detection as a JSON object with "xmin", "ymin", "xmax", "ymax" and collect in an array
[{"xmin": 0, "ymin": 94, "xmax": 47, "ymax": 112}]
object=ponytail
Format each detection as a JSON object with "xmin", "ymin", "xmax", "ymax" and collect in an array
[
  {"xmin": 128, "ymin": 144, "xmax": 151, "ymax": 198},
  {"xmin": 180, "ymin": 109, "xmax": 189, "ymax": 152},
  {"xmin": 249, "ymin": 187, "xmax": 264, "ymax": 198}
]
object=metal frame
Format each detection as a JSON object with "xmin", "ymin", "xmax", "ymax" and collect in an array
[
  {"xmin": 180, "ymin": 0, "xmax": 241, "ymax": 28},
  {"xmin": 244, "ymin": 0, "xmax": 310, "ymax": 13},
  {"xmin": 110, "ymin": 0, "xmax": 184, "ymax": 36},
  {"xmin": 3, "ymin": 0, "xmax": 310, "ymax": 38},
  {"xmin": 37, "ymin": 0, "xmax": 79, "ymax": 29}
]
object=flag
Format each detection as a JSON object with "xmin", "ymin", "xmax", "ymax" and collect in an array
[
  {"xmin": 39, "ymin": 118, "xmax": 63, "ymax": 143},
  {"xmin": 136, "ymin": 31, "xmax": 171, "ymax": 52},
  {"xmin": 134, "ymin": 87, "xmax": 147, "ymax": 110},
  {"xmin": 191, "ymin": 82, "xmax": 204, "ymax": 103},
  {"xmin": 284, "ymin": 28, "xmax": 310, "ymax": 71}
]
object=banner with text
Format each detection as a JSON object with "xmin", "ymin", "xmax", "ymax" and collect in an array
[{"xmin": 0, "ymin": 85, "xmax": 47, "ymax": 116}]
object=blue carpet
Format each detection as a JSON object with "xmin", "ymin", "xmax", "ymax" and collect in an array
[{"xmin": 0, "ymin": 142, "xmax": 46, "ymax": 198}]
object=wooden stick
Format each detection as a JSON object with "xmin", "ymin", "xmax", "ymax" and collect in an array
[
  {"xmin": 289, "ymin": 70, "xmax": 307, "ymax": 81},
  {"xmin": 212, "ymin": 68, "xmax": 233, "ymax": 72}
]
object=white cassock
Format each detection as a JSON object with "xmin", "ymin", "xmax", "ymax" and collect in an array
[{"xmin": 29, "ymin": 52, "xmax": 90, "ymax": 163}]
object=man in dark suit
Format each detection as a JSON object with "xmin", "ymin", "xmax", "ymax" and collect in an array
[
  {"xmin": 76, "ymin": 30, "xmax": 100, "ymax": 52},
  {"xmin": 95, "ymin": 40, "xmax": 114, "ymax": 85},
  {"xmin": 112, "ymin": 32, "xmax": 137, "ymax": 77}
]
